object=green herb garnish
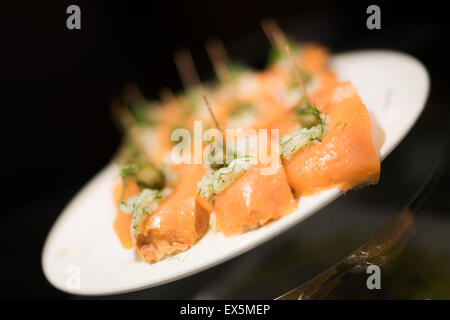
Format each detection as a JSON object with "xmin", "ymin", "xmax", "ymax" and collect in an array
[{"xmin": 295, "ymin": 102, "xmax": 325, "ymax": 141}]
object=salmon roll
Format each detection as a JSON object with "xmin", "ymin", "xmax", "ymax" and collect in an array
[
  {"xmin": 136, "ymin": 164, "xmax": 209, "ymax": 263},
  {"xmin": 197, "ymin": 135, "xmax": 296, "ymax": 236},
  {"xmin": 280, "ymin": 82, "xmax": 380, "ymax": 195},
  {"xmin": 214, "ymin": 160, "xmax": 296, "ymax": 236},
  {"xmin": 113, "ymin": 163, "xmax": 210, "ymax": 263}
]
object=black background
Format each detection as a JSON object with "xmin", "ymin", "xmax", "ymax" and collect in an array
[{"xmin": 2, "ymin": 1, "xmax": 449, "ymax": 299}]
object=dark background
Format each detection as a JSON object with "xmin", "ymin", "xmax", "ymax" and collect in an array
[{"xmin": 2, "ymin": 1, "xmax": 450, "ymax": 299}]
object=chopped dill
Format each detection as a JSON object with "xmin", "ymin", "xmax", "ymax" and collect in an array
[
  {"xmin": 120, "ymin": 164, "xmax": 138, "ymax": 179},
  {"xmin": 295, "ymin": 102, "xmax": 325, "ymax": 142},
  {"xmin": 209, "ymin": 151, "xmax": 252, "ymax": 170}
]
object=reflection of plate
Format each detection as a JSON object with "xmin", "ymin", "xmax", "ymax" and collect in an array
[{"xmin": 42, "ymin": 50, "xmax": 429, "ymax": 296}]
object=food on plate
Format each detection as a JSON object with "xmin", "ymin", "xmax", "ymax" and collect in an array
[
  {"xmin": 210, "ymin": 157, "xmax": 296, "ymax": 236},
  {"xmin": 135, "ymin": 164, "xmax": 210, "ymax": 263},
  {"xmin": 197, "ymin": 134, "xmax": 296, "ymax": 236},
  {"xmin": 281, "ymin": 82, "xmax": 380, "ymax": 195},
  {"xmin": 110, "ymin": 23, "xmax": 381, "ymax": 263},
  {"xmin": 113, "ymin": 162, "xmax": 210, "ymax": 263}
]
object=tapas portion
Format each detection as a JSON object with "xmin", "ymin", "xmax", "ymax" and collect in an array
[{"xmin": 281, "ymin": 82, "xmax": 380, "ymax": 196}]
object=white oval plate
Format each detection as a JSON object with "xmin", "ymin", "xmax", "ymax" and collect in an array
[{"xmin": 42, "ymin": 50, "xmax": 429, "ymax": 295}]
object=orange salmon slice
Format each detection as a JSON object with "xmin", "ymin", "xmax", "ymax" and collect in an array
[
  {"xmin": 136, "ymin": 164, "xmax": 209, "ymax": 263},
  {"xmin": 284, "ymin": 82, "xmax": 381, "ymax": 195},
  {"xmin": 112, "ymin": 178, "xmax": 141, "ymax": 249},
  {"xmin": 213, "ymin": 158, "xmax": 296, "ymax": 236}
]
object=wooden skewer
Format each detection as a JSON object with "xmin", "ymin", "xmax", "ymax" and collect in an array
[
  {"xmin": 111, "ymin": 102, "xmax": 153, "ymax": 160},
  {"xmin": 202, "ymin": 94, "xmax": 222, "ymax": 132},
  {"xmin": 173, "ymin": 48, "xmax": 201, "ymax": 89},
  {"xmin": 122, "ymin": 83, "xmax": 145, "ymax": 105},
  {"xmin": 261, "ymin": 18, "xmax": 288, "ymax": 51},
  {"xmin": 285, "ymin": 44, "xmax": 310, "ymax": 104},
  {"xmin": 202, "ymin": 94, "xmax": 229, "ymax": 166},
  {"xmin": 205, "ymin": 38, "xmax": 230, "ymax": 83}
]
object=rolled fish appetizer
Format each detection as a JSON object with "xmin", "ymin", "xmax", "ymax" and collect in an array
[
  {"xmin": 113, "ymin": 162, "xmax": 209, "ymax": 263},
  {"xmin": 279, "ymin": 82, "xmax": 380, "ymax": 195},
  {"xmin": 197, "ymin": 134, "xmax": 296, "ymax": 236}
]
